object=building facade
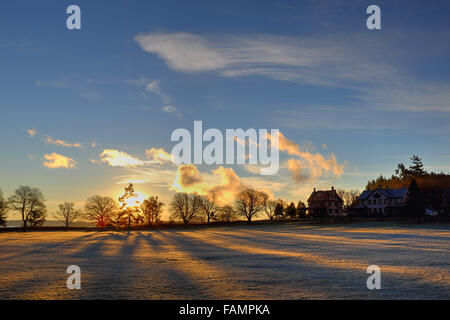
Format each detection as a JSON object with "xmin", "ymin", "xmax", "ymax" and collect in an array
[
  {"xmin": 357, "ymin": 187, "xmax": 409, "ymax": 216},
  {"xmin": 307, "ymin": 187, "xmax": 344, "ymax": 216}
]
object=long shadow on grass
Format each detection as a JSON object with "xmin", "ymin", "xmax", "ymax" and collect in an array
[
  {"xmin": 158, "ymin": 229, "xmax": 450, "ymax": 299},
  {"xmin": 0, "ymin": 231, "xmax": 103, "ymax": 262},
  {"xmin": 137, "ymin": 231, "xmax": 218, "ymax": 299}
]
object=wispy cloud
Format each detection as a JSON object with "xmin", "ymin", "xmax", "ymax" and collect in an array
[
  {"xmin": 127, "ymin": 76, "xmax": 180, "ymax": 116},
  {"xmin": 35, "ymin": 79, "xmax": 72, "ymax": 89},
  {"xmin": 27, "ymin": 129, "xmax": 37, "ymax": 138},
  {"xmin": 43, "ymin": 153, "xmax": 77, "ymax": 169},
  {"xmin": 134, "ymin": 32, "xmax": 389, "ymax": 86},
  {"xmin": 45, "ymin": 136, "xmax": 83, "ymax": 148},
  {"xmin": 135, "ymin": 31, "xmax": 450, "ymax": 113}
]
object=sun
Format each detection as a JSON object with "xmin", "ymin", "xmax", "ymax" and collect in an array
[{"xmin": 120, "ymin": 191, "xmax": 147, "ymax": 209}]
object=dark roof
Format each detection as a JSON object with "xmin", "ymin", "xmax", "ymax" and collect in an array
[
  {"xmin": 358, "ymin": 188, "xmax": 408, "ymax": 200},
  {"xmin": 308, "ymin": 190, "xmax": 343, "ymax": 203}
]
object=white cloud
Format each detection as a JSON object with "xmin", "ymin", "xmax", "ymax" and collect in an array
[
  {"xmin": 134, "ymin": 32, "xmax": 388, "ymax": 87},
  {"xmin": 163, "ymin": 106, "xmax": 177, "ymax": 113},
  {"xmin": 99, "ymin": 149, "xmax": 147, "ymax": 168},
  {"xmin": 135, "ymin": 31, "xmax": 450, "ymax": 113},
  {"xmin": 145, "ymin": 80, "xmax": 161, "ymax": 95}
]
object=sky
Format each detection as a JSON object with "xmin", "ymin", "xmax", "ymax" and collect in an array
[{"xmin": 1, "ymin": 0, "xmax": 450, "ymax": 219}]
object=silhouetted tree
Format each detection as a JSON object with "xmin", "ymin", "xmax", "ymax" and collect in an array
[
  {"xmin": 141, "ymin": 196, "xmax": 164, "ymax": 226},
  {"xmin": 337, "ymin": 189, "xmax": 360, "ymax": 214},
  {"xmin": 84, "ymin": 195, "xmax": 118, "ymax": 229},
  {"xmin": 8, "ymin": 186, "xmax": 47, "ymax": 231},
  {"xmin": 263, "ymin": 196, "xmax": 277, "ymax": 222},
  {"xmin": 296, "ymin": 200, "xmax": 306, "ymax": 218},
  {"xmin": 54, "ymin": 202, "xmax": 82, "ymax": 230},
  {"xmin": 199, "ymin": 195, "xmax": 219, "ymax": 224},
  {"xmin": 274, "ymin": 201, "xmax": 285, "ymax": 219},
  {"xmin": 235, "ymin": 188, "xmax": 266, "ymax": 223},
  {"xmin": 395, "ymin": 155, "xmax": 427, "ymax": 179},
  {"xmin": 286, "ymin": 202, "xmax": 297, "ymax": 218},
  {"xmin": 117, "ymin": 183, "xmax": 143, "ymax": 229},
  {"xmin": 0, "ymin": 190, "xmax": 8, "ymax": 227},
  {"xmin": 170, "ymin": 193, "xmax": 201, "ymax": 225},
  {"xmin": 408, "ymin": 179, "xmax": 425, "ymax": 222},
  {"xmin": 409, "ymin": 155, "xmax": 426, "ymax": 176},
  {"xmin": 218, "ymin": 205, "xmax": 237, "ymax": 222}
]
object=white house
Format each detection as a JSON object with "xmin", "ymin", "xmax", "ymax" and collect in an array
[{"xmin": 357, "ymin": 187, "xmax": 409, "ymax": 216}]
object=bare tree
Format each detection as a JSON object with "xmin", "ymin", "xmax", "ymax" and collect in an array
[
  {"xmin": 337, "ymin": 189, "xmax": 360, "ymax": 213},
  {"xmin": 235, "ymin": 188, "xmax": 267, "ymax": 223},
  {"xmin": 141, "ymin": 196, "xmax": 164, "ymax": 226},
  {"xmin": 217, "ymin": 205, "xmax": 237, "ymax": 222},
  {"xmin": 0, "ymin": 189, "xmax": 8, "ymax": 227},
  {"xmin": 8, "ymin": 186, "xmax": 47, "ymax": 231},
  {"xmin": 84, "ymin": 195, "xmax": 118, "ymax": 229},
  {"xmin": 54, "ymin": 202, "xmax": 82, "ymax": 230},
  {"xmin": 263, "ymin": 194, "xmax": 277, "ymax": 222},
  {"xmin": 199, "ymin": 195, "xmax": 219, "ymax": 224},
  {"xmin": 170, "ymin": 193, "xmax": 201, "ymax": 225}
]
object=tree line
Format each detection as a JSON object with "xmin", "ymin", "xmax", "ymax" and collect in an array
[
  {"xmin": 366, "ymin": 155, "xmax": 450, "ymax": 211},
  {"xmin": 1, "ymin": 183, "xmax": 332, "ymax": 231}
]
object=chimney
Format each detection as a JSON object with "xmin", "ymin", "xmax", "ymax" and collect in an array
[
  {"xmin": 313, "ymin": 188, "xmax": 316, "ymax": 192},
  {"xmin": 331, "ymin": 186, "xmax": 334, "ymax": 191}
]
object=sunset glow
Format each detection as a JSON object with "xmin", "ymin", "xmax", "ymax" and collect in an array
[{"xmin": 119, "ymin": 190, "xmax": 147, "ymax": 209}]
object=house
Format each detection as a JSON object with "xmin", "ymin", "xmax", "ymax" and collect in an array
[
  {"xmin": 307, "ymin": 187, "xmax": 344, "ymax": 216},
  {"xmin": 356, "ymin": 186, "xmax": 409, "ymax": 216}
]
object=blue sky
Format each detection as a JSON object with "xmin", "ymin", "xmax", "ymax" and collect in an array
[{"xmin": 1, "ymin": 0, "xmax": 450, "ymax": 218}]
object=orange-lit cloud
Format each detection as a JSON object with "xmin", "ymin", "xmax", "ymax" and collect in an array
[
  {"xmin": 99, "ymin": 149, "xmax": 146, "ymax": 168},
  {"xmin": 266, "ymin": 131, "xmax": 345, "ymax": 184},
  {"xmin": 145, "ymin": 147, "xmax": 174, "ymax": 164},
  {"xmin": 43, "ymin": 153, "xmax": 77, "ymax": 169},
  {"xmin": 286, "ymin": 153, "xmax": 344, "ymax": 184},
  {"xmin": 172, "ymin": 165, "xmax": 247, "ymax": 205},
  {"xmin": 45, "ymin": 136, "xmax": 83, "ymax": 148},
  {"xmin": 171, "ymin": 164, "xmax": 282, "ymax": 205},
  {"xmin": 267, "ymin": 131, "xmax": 302, "ymax": 157},
  {"xmin": 27, "ymin": 129, "xmax": 37, "ymax": 138}
]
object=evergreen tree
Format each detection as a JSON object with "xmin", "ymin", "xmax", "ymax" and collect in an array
[
  {"xmin": 407, "ymin": 179, "xmax": 425, "ymax": 221},
  {"xmin": 274, "ymin": 202, "xmax": 284, "ymax": 219},
  {"xmin": 117, "ymin": 183, "xmax": 142, "ymax": 229},
  {"xmin": 296, "ymin": 201, "xmax": 306, "ymax": 218},
  {"xmin": 409, "ymin": 155, "xmax": 426, "ymax": 176},
  {"xmin": 286, "ymin": 202, "xmax": 297, "ymax": 218}
]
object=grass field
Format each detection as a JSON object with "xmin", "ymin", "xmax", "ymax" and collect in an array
[{"xmin": 0, "ymin": 222, "xmax": 449, "ymax": 299}]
